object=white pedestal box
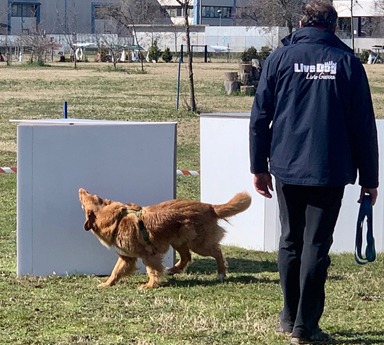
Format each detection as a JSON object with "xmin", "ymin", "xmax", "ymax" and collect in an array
[
  {"xmin": 200, "ymin": 113, "xmax": 384, "ymax": 253},
  {"xmin": 14, "ymin": 119, "xmax": 176, "ymax": 276}
]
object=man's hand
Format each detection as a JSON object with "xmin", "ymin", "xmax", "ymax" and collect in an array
[
  {"xmin": 359, "ymin": 187, "xmax": 378, "ymax": 206},
  {"xmin": 253, "ymin": 172, "xmax": 273, "ymax": 198}
]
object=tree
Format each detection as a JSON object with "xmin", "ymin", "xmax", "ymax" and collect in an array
[
  {"xmin": 54, "ymin": 2, "xmax": 81, "ymax": 69},
  {"xmin": 16, "ymin": 30, "xmax": 53, "ymax": 65},
  {"xmin": 236, "ymin": 0, "xmax": 305, "ymax": 34},
  {"xmin": 62, "ymin": 32, "xmax": 79, "ymax": 68},
  {"xmin": 0, "ymin": 20, "xmax": 11, "ymax": 66},
  {"xmin": 95, "ymin": 34, "xmax": 132, "ymax": 69},
  {"xmin": 102, "ymin": 0, "xmax": 166, "ymax": 72},
  {"xmin": 162, "ymin": 47, "xmax": 173, "ymax": 63},
  {"xmin": 175, "ymin": 0, "xmax": 196, "ymax": 112},
  {"xmin": 147, "ymin": 40, "xmax": 162, "ymax": 62},
  {"xmin": 377, "ymin": 0, "xmax": 384, "ymax": 13}
]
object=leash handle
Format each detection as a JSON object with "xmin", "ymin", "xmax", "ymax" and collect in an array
[{"xmin": 355, "ymin": 194, "xmax": 376, "ymax": 265}]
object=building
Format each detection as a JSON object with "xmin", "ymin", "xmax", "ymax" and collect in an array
[
  {"xmin": 0, "ymin": 0, "xmax": 103, "ymax": 35},
  {"xmin": 1, "ymin": 0, "xmax": 383, "ymax": 53},
  {"xmin": 193, "ymin": 0, "xmax": 236, "ymax": 26},
  {"xmin": 333, "ymin": 0, "xmax": 384, "ymax": 50},
  {"xmin": 0, "ymin": 0, "xmax": 172, "ymax": 35},
  {"xmin": 0, "ymin": 0, "xmax": 237, "ymax": 36}
]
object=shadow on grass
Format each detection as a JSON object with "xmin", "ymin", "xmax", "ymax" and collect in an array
[
  {"xmin": 161, "ymin": 257, "xmax": 279, "ymax": 287},
  {"xmin": 166, "ymin": 275, "xmax": 280, "ymax": 288},
  {"xmin": 164, "ymin": 256, "xmax": 280, "ymax": 287},
  {"xmin": 334, "ymin": 330, "xmax": 384, "ymax": 344},
  {"xmin": 187, "ymin": 256, "xmax": 278, "ymax": 275}
]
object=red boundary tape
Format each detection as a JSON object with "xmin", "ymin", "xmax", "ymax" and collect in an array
[
  {"xmin": 0, "ymin": 167, "xmax": 17, "ymax": 174},
  {"xmin": 176, "ymin": 169, "xmax": 200, "ymax": 176}
]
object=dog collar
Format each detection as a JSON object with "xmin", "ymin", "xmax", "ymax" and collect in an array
[
  {"xmin": 123, "ymin": 208, "xmax": 151, "ymax": 245},
  {"xmin": 127, "ymin": 209, "xmax": 142, "ymax": 218}
]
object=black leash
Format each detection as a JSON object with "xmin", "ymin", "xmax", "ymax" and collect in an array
[{"xmin": 355, "ymin": 194, "xmax": 376, "ymax": 265}]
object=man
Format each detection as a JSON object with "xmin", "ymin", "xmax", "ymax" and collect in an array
[{"xmin": 249, "ymin": 1, "xmax": 378, "ymax": 344}]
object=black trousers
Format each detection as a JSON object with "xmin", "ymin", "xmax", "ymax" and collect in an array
[{"xmin": 275, "ymin": 180, "xmax": 344, "ymax": 338}]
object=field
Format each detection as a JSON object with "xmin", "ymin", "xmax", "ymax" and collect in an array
[{"xmin": 1, "ymin": 61, "xmax": 384, "ymax": 345}]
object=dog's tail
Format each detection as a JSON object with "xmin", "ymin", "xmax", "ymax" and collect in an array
[{"xmin": 213, "ymin": 192, "xmax": 252, "ymax": 219}]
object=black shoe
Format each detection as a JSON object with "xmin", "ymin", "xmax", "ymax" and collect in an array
[{"xmin": 290, "ymin": 329, "xmax": 334, "ymax": 344}]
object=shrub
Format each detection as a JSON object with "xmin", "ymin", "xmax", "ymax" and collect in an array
[
  {"xmin": 241, "ymin": 46, "xmax": 258, "ymax": 62},
  {"xmin": 359, "ymin": 49, "xmax": 370, "ymax": 64},
  {"xmin": 241, "ymin": 46, "xmax": 272, "ymax": 62},
  {"xmin": 258, "ymin": 46, "xmax": 272, "ymax": 60},
  {"xmin": 162, "ymin": 47, "xmax": 173, "ymax": 63},
  {"xmin": 147, "ymin": 40, "xmax": 162, "ymax": 63}
]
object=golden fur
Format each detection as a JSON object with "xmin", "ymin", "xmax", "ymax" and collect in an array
[{"xmin": 78, "ymin": 188, "xmax": 252, "ymax": 289}]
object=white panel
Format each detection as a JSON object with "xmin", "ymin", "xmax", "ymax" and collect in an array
[
  {"xmin": 16, "ymin": 120, "xmax": 176, "ymax": 276},
  {"xmin": 16, "ymin": 126, "xmax": 34, "ymax": 275},
  {"xmin": 200, "ymin": 113, "xmax": 384, "ymax": 253},
  {"xmin": 200, "ymin": 113, "xmax": 267, "ymax": 250}
]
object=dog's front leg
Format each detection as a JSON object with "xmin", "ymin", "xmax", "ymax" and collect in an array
[
  {"xmin": 99, "ymin": 256, "xmax": 137, "ymax": 287},
  {"xmin": 140, "ymin": 254, "xmax": 164, "ymax": 289}
]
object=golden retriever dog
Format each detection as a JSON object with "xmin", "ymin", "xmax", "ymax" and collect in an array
[{"xmin": 78, "ymin": 188, "xmax": 251, "ymax": 289}]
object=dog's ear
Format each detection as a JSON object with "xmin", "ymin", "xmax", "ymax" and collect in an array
[
  {"xmin": 84, "ymin": 211, "xmax": 96, "ymax": 231},
  {"xmin": 78, "ymin": 188, "xmax": 88, "ymax": 203}
]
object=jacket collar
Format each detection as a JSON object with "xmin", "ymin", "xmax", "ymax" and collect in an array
[{"xmin": 281, "ymin": 27, "xmax": 354, "ymax": 54}]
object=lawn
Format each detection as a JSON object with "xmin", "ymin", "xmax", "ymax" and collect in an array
[{"xmin": 1, "ymin": 61, "xmax": 384, "ymax": 345}]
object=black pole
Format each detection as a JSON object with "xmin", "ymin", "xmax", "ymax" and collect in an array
[
  {"xmin": 180, "ymin": 44, "xmax": 183, "ymax": 63},
  {"xmin": 204, "ymin": 45, "xmax": 208, "ymax": 63}
]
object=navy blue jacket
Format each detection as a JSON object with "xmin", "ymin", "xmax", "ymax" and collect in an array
[{"xmin": 249, "ymin": 27, "xmax": 379, "ymax": 188}]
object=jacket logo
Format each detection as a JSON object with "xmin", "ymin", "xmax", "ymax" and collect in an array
[{"xmin": 293, "ymin": 61, "xmax": 337, "ymax": 80}]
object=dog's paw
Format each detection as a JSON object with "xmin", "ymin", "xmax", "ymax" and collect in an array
[
  {"xmin": 165, "ymin": 267, "xmax": 176, "ymax": 275},
  {"xmin": 139, "ymin": 283, "xmax": 155, "ymax": 289},
  {"xmin": 98, "ymin": 282, "xmax": 111, "ymax": 288},
  {"xmin": 216, "ymin": 273, "xmax": 226, "ymax": 282},
  {"xmin": 139, "ymin": 280, "xmax": 162, "ymax": 289}
]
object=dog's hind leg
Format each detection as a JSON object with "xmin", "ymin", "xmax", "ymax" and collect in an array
[
  {"xmin": 192, "ymin": 245, "xmax": 228, "ymax": 282},
  {"xmin": 211, "ymin": 246, "xmax": 228, "ymax": 282},
  {"xmin": 99, "ymin": 256, "xmax": 137, "ymax": 288},
  {"xmin": 166, "ymin": 243, "xmax": 192, "ymax": 275},
  {"xmin": 140, "ymin": 253, "xmax": 164, "ymax": 289}
]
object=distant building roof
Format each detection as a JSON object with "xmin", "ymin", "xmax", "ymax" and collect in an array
[{"xmin": 157, "ymin": 0, "xmax": 192, "ymax": 6}]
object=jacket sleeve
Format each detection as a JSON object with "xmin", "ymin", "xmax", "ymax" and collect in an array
[
  {"xmin": 350, "ymin": 58, "xmax": 379, "ymax": 188},
  {"xmin": 249, "ymin": 57, "xmax": 275, "ymax": 174}
]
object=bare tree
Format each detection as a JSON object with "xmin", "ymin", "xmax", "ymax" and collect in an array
[
  {"xmin": 94, "ymin": 34, "xmax": 133, "ymax": 69},
  {"xmin": 104, "ymin": 0, "xmax": 166, "ymax": 30},
  {"xmin": 175, "ymin": 0, "xmax": 196, "ymax": 112},
  {"xmin": 102, "ymin": 0, "xmax": 166, "ymax": 71},
  {"xmin": 53, "ymin": 1, "xmax": 81, "ymax": 68},
  {"xmin": 368, "ymin": 1, "xmax": 384, "ymax": 37},
  {"xmin": 103, "ymin": 0, "xmax": 196, "ymax": 112},
  {"xmin": 16, "ymin": 30, "xmax": 53, "ymax": 65},
  {"xmin": 0, "ymin": 16, "xmax": 12, "ymax": 65},
  {"xmin": 60, "ymin": 32, "xmax": 79, "ymax": 68},
  {"xmin": 236, "ymin": 0, "xmax": 305, "ymax": 34},
  {"xmin": 376, "ymin": 0, "xmax": 384, "ymax": 12}
]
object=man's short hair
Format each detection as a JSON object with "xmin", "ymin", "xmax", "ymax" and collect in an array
[{"xmin": 301, "ymin": 0, "xmax": 338, "ymax": 32}]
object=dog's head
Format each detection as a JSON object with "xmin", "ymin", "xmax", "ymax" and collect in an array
[{"xmin": 78, "ymin": 188, "xmax": 111, "ymax": 231}]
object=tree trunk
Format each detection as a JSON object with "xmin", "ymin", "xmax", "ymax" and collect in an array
[{"xmin": 182, "ymin": 2, "xmax": 196, "ymax": 112}]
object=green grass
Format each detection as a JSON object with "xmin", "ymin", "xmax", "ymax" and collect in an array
[{"xmin": 1, "ymin": 62, "xmax": 384, "ymax": 344}]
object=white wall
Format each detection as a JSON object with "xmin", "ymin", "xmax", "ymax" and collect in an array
[
  {"xmin": 16, "ymin": 119, "xmax": 176, "ymax": 276},
  {"xmin": 200, "ymin": 113, "xmax": 384, "ymax": 254}
]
